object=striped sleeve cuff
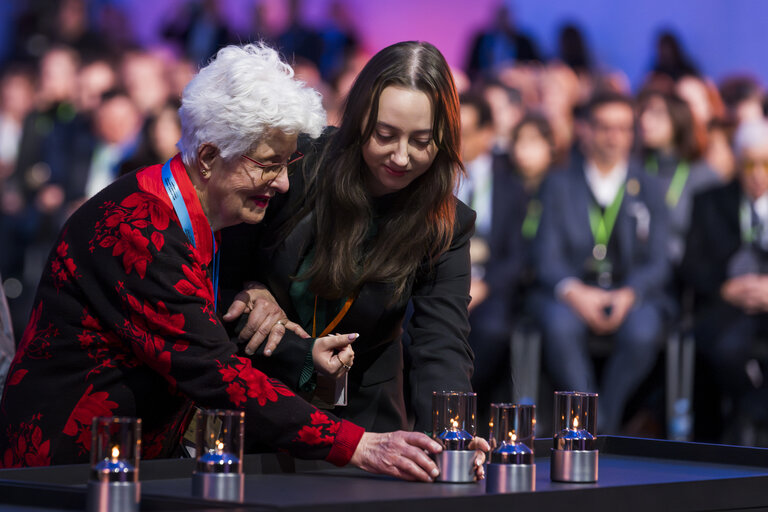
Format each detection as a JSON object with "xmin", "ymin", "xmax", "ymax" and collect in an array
[{"xmin": 325, "ymin": 419, "xmax": 365, "ymax": 467}]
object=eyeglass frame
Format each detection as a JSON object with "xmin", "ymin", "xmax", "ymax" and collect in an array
[{"xmin": 241, "ymin": 151, "xmax": 304, "ymax": 180}]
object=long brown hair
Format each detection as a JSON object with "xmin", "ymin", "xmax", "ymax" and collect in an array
[{"xmin": 301, "ymin": 41, "xmax": 463, "ymax": 302}]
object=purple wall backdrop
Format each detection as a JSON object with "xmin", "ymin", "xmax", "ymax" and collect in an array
[
  {"xmin": 123, "ymin": 0, "xmax": 767, "ymax": 88},
  {"xmin": 1, "ymin": 0, "xmax": 763, "ymax": 89}
]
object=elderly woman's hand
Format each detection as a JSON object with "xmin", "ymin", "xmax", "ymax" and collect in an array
[
  {"xmin": 349, "ymin": 431, "xmax": 442, "ymax": 482},
  {"xmin": 313, "ymin": 333, "xmax": 357, "ymax": 378},
  {"xmin": 223, "ymin": 282, "xmax": 309, "ymax": 356}
]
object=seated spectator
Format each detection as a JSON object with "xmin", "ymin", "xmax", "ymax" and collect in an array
[
  {"xmin": 508, "ymin": 114, "xmax": 557, "ymax": 305},
  {"xmin": 457, "ymin": 92, "xmax": 523, "ymax": 428},
  {"xmin": 637, "ymin": 90, "xmax": 722, "ymax": 266},
  {"xmin": 720, "ymin": 75, "xmax": 764, "ymax": 125},
  {"xmin": 530, "ymin": 92, "xmax": 670, "ymax": 434},
  {"xmin": 682, "ymin": 119, "xmax": 768, "ymax": 445},
  {"xmin": 466, "ymin": 4, "xmax": 541, "ymax": 80}
]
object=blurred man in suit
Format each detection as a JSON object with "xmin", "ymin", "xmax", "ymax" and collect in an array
[
  {"xmin": 457, "ymin": 92, "xmax": 524, "ymax": 429},
  {"xmin": 682, "ymin": 119, "xmax": 768, "ymax": 444},
  {"xmin": 531, "ymin": 92, "xmax": 670, "ymax": 434}
]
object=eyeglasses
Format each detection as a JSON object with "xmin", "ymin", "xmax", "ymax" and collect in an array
[
  {"xmin": 743, "ymin": 159, "xmax": 768, "ymax": 174},
  {"xmin": 241, "ymin": 151, "xmax": 304, "ymax": 180}
]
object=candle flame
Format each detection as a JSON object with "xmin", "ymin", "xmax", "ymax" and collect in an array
[
  {"xmin": 450, "ymin": 418, "xmax": 459, "ymax": 429},
  {"xmin": 573, "ymin": 416, "xmax": 579, "ymax": 429},
  {"xmin": 111, "ymin": 446, "xmax": 120, "ymax": 460},
  {"xmin": 510, "ymin": 432, "xmax": 517, "ymax": 442},
  {"xmin": 216, "ymin": 441, "xmax": 224, "ymax": 452}
]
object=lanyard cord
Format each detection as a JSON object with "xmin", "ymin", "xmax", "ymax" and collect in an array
[
  {"xmin": 588, "ymin": 184, "xmax": 626, "ymax": 247},
  {"xmin": 161, "ymin": 159, "xmax": 220, "ymax": 311},
  {"xmin": 740, "ymin": 198, "xmax": 762, "ymax": 245},
  {"xmin": 521, "ymin": 199, "xmax": 542, "ymax": 240},
  {"xmin": 646, "ymin": 156, "xmax": 690, "ymax": 208}
]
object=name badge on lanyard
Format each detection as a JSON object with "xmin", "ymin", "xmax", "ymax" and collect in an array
[{"xmin": 161, "ymin": 159, "xmax": 220, "ymax": 311}]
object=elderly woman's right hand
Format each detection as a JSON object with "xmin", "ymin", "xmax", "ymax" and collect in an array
[
  {"xmin": 349, "ymin": 431, "xmax": 442, "ymax": 482},
  {"xmin": 222, "ymin": 282, "xmax": 309, "ymax": 356}
]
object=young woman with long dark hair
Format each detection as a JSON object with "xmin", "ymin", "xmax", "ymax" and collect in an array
[{"xmin": 221, "ymin": 41, "xmax": 477, "ymax": 436}]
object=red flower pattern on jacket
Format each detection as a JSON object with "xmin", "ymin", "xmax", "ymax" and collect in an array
[
  {"xmin": 2, "ymin": 415, "xmax": 50, "ymax": 468},
  {"xmin": 14, "ymin": 302, "xmax": 57, "ymax": 361},
  {"xmin": 295, "ymin": 411, "xmax": 340, "ymax": 446},
  {"xmin": 78, "ymin": 309, "xmax": 138, "ymax": 379},
  {"xmin": 90, "ymin": 192, "xmax": 172, "ymax": 279},
  {"xmin": 218, "ymin": 357, "xmax": 295, "ymax": 407},
  {"xmin": 50, "ymin": 240, "xmax": 80, "ymax": 290},
  {"xmin": 63, "ymin": 385, "xmax": 119, "ymax": 455}
]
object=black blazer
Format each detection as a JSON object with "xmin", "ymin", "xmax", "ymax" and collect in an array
[
  {"xmin": 681, "ymin": 181, "xmax": 744, "ymax": 311},
  {"xmin": 220, "ymin": 134, "xmax": 476, "ymax": 433}
]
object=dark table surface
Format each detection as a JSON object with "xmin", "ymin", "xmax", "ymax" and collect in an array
[{"xmin": 2, "ymin": 436, "xmax": 768, "ymax": 512}]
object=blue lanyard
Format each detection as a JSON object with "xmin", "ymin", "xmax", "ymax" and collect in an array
[{"xmin": 161, "ymin": 159, "xmax": 219, "ymax": 311}]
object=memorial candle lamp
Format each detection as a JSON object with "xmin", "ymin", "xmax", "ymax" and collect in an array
[
  {"xmin": 486, "ymin": 403, "xmax": 535, "ymax": 493},
  {"xmin": 86, "ymin": 416, "xmax": 141, "ymax": 512},
  {"xmin": 431, "ymin": 391, "xmax": 477, "ymax": 483},
  {"xmin": 191, "ymin": 409, "xmax": 244, "ymax": 501},
  {"xmin": 551, "ymin": 391, "xmax": 598, "ymax": 483}
]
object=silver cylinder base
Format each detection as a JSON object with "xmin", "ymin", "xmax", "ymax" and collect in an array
[
  {"xmin": 191, "ymin": 472, "xmax": 244, "ymax": 502},
  {"xmin": 432, "ymin": 450, "xmax": 476, "ymax": 483},
  {"xmin": 86, "ymin": 481, "xmax": 139, "ymax": 512},
  {"xmin": 485, "ymin": 463, "xmax": 535, "ymax": 493},
  {"xmin": 550, "ymin": 449, "xmax": 598, "ymax": 482}
]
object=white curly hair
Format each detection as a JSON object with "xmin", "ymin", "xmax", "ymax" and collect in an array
[{"xmin": 177, "ymin": 43, "xmax": 326, "ymax": 167}]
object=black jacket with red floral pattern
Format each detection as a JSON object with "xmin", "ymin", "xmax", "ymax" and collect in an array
[{"xmin": 0, "ymin": 155, "xmax": 364, "ymax": 467}]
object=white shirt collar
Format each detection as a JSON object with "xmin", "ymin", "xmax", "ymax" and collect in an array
[{"xmin": 585, "ymin": 160, "xmax": 629, "ymax": 207}]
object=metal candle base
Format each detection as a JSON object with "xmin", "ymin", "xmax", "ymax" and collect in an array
[
  {"xmin": 432, "ymin": 450, "xmax": 476, "ymax": 483},
  {"xmin": 485, "ymin": 463, "xmax": 535, "ymax": 493},
  {"xmin": 86, "ymin": 481, "xmax": 139, "ymax": 512},
  {"xmin": 550, "ymin": 449, "xmax": 598, "ymax": 483},
  {"xmin": 192, "ymin": 472, "xmax": 244, "ymax": 502}
]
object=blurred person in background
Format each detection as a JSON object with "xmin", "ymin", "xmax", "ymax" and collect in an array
[
  {"xmin": 120, "ymin": 99, "xmax": 182, "ymax": 176},
  {"xmin": 466, "ymin": 4, "xmax": 541, "ymax": 81},
  {"xmin": 0, "ymin": 67, "xmax": 35, "ymax": 189},
  {"xmin": 277, "ymin": 0, "xmax": 324, "ymax": 71},
  {"xmin": 675, "ymin": 74, "xmax": 726, "ymax": 158},
  {"xmin": 47, "ymin": 89, "xmax": 142, "ymax": 213},
  {"xmin": 651, "ymin": 31, "xmax": 699, "ymax": 82},
  {"xmin": 161, "ymin": 0, "xmax": 233, "ymax": 67},
  {"xmin": 457, "ymin": 92, "xmax": 522, "ymax": 432},
  {"xmin": 530, "ymin": 92, "xmax": 670, "ymax": 434},
  {"xmin": 120, "ymin": 50, "xmax": 170, "ymax": 117},
  {"xmin": 705, "ymin": 118, "xmax": 737, "ymax": 182},
  {"xmin": 508, "ymin": 114, "xmax": 557, "ymax": 307},
  {"xmin": 720, "ymin": 75, "xmax": 765, "ymax": 126},
  {"xmin": 540, "ymin": 62, "xmax": 581, "ymax": 166},
  {"xmin": 682, "ymin": 119, "xmax": 768, "ymax": 445},
  {"xmin": 481, "ymin": 79, "xmax": 524, "ymax": 154},
  {"xmin": 637, "ymin": 90, "xmax": 722, "ymax": 267},
  {"xmin": 75, "ymin": 56, "xmax": 117, "ymax": 115}
]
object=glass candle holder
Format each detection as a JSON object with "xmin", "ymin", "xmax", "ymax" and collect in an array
[
  {"xmin": 90, "ymin": 416, "xmax": 141, "ymax": 483},
  {"xmin": 432, "ymin": 391, "xmax": 476, "ymax": 451},
  {"xmin": 87, "ymin": 416, "xmax": 141, "ymax": 512},
  {"xmin": 194, "ymin": 409, "xmax": 244, "ymax": 474},
  {"xmin": 192, "ymin": 409, "xmax": 244, "ymax": 502},
  {"xmin": 552, "ymin": 391, "xmax": 597, "ymax": 451},
  {"xmin": 489, "ymin": 403, "xmax": 535, "ymax": 465}
]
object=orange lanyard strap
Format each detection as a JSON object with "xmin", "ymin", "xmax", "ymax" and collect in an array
[{"xmin": 312, "ymin": 294, "xmax": 356, "ymax": 337}]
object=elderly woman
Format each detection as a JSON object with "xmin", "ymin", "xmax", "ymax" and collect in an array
[{"xmin": 0, "ymin": 44, "xmax": 446, "ymax": 482}]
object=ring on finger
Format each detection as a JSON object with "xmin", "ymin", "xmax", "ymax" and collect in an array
[
  {"xmin": 336, "ymin": 353, "xmax": 352, "ymax": 371},
  {"xmin": 275, "ymin": 319, "xmax": 287, "ymax": 327}
]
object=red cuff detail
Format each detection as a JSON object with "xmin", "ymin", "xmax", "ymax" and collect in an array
[{"xmin": 325, "ymin": 419, "xmax": 365, "ymax": 467}]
